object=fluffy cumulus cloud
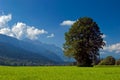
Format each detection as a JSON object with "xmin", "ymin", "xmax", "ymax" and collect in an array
[
  {"xmin": 47, "ymin": 33, "xmax": 54, "ymax": 38},
  {"xmin": 0, "ymin": 28, "xmax": 14, "ymax": 37},
  {"xmin": 0, "ymin": 14, "xmax": 11, "ymax": 28},
  {"xmin": 11, "ymin": 22, "xmax": 48, "ymax": 40},
  {"xmin": 103, "ymin": 43, "xmax": 120, "ymax": 53},
  {"xmin": 0, "ymin": 14, "xmax": 48, "ymax": 40},
  {"xmin": 12, "ymin": 22, "xmax": 27, "ymax": 39},
  {"xmin": 60, "ymin": 20, "xmax": 75, "ymax": 26},
  {"xmin": 27, "ymin": 26, "xmax": 48, "ymax": 40}
]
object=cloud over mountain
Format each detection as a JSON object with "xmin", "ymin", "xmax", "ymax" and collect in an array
[
  {"xmin": 0, "ymin": 14, "xmax": 47, "ymax": 40},
  {"xmin": 12, "ymin": 22, "xmax": 48, "ymax": 40}
]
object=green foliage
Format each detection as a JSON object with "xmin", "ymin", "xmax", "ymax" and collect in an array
[
  {"xmin": 0, "ymin": 56, "xmax": 56, "ymax": 66},
  {"xmin": 63, "ymin": 17, "xmax": 105, "ymax": 66},
  {"xmin": 99, "ymin": 56, "xmax": 116, "ymax": 65},
  {"xmin": 116, "ymin": 59, "xmax": 120, "ymax": 65},
  {"xmin": 0, "ymin": 66, "xmax": 120, "ymax": 80}
]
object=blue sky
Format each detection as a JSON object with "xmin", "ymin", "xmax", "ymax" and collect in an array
[{"xmin": 0, "ymin": 0, "xmax": 120, "ymax": 52}]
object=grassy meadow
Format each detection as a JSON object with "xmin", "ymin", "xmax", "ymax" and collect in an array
[{"xmin": 0, "ymin": 66, "xmax": 120, "ymax": 80}]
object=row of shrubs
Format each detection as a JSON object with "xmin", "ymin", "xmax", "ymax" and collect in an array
[{"xmin": 98, "ymin": 56, "xmax": 120, "ymax": 65}]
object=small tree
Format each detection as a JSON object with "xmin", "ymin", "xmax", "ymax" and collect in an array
[
  {"xmin": 99, "ymin": 56, "xmax": 115, "ymax": 65},
  {"xmin": 63, "ymin": 17, "xmax": 105, "ymax": 67},
  {"xmin": 116, "ymin": 59, "xmax": 120, "ymax": 65}
]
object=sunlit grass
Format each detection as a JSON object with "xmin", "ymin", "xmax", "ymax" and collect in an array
[{"xmin": 0, "ymin": 66, "xmax": 120, "ymax": 80}]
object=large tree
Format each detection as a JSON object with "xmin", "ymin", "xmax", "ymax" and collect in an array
[{"xmin": 63, "ymin": 17, "xmax": 105, "ymax": 66}]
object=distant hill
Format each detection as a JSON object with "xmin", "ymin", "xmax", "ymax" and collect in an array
[
  {"xmin": 23, "ymin": 39, "xmax": 74, "ymax": 62},
  {"xmin": 0, "ymin": 34, "xmax": 72, "ymax": 66}
]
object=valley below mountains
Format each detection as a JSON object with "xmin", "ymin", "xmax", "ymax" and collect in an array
[{"xmin": 0, "ymin": 34, "xmax": 73, "ymax": 66}]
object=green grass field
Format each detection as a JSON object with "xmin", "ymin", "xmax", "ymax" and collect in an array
[{"xmin": 0, "ymin": 66, "xmax": 120, "ymax": 80}]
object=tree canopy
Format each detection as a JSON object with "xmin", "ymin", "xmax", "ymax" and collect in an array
[{"xmin": 63, "ymin": 17, "xmax": 105, "ymax": 66}]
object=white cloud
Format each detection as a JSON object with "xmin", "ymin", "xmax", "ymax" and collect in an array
[
  {"xmin": 101, "ymin": 34, "xmax": 106, "ymax": 38},
  {"xmin": 103, "ymin": 40, "xmax": 107, "ymax": 44},
  {"xmin": 12, "ymin": 22, "xmax": 27, "ymax": 39},
  {"xmin": 12, "ymin": 22, "xmax": 48, "ymax": 40},
  {"xmin": 0, "ymin": 14, "xmax": 11, "ymax": 28},
  {"xmin": 27, "ymin": 26, "xmax": 48, "ymax": 40},
  {"xmin": 60, "ymin": 20, "xmax": 75, "ymax": 26},
  {"xmin": 103, "ymin": 43, "xmax": 120, "ymax": 53},
  {"xmin": 100, "ymin": 52, "xmax": 105, "ymax": 54},
  {"xmin": 0, "ymin": 14, "xmax": 48, "ymax": 40},
  {"xmin": 47, "ymin": 33, "xmax": 54, "ymax": 38},
  {"xmin": 0, "ymin": 28, "xmax": 14, "ymax": 37}
]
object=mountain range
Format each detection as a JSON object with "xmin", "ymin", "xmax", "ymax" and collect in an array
[{"xmin": 0, "ymin": 34, "xmax": 73, "ymax": 66}]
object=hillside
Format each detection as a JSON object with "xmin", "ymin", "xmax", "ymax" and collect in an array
[{"xmin": 0, "ymin": 34, "xmax": 70, "ymax": 66}]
